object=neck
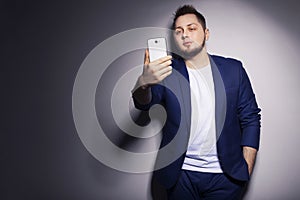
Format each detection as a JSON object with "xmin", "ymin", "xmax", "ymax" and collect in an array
[{"xmin": 185, "ymin": 47, "xmax": 209, "ymax": 69}]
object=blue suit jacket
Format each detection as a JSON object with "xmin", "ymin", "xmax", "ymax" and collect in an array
[{"xmin": 133, "ymin": 55, "xmax": 261, "ymax": 189}]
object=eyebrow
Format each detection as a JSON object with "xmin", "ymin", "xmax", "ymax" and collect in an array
[{"xmin": 175, "ymin": 23, "xmax": 198, "ymax": 29}]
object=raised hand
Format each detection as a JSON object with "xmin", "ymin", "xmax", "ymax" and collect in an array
[{"xmin": 138, "ymin": 49, "xmax": 172, "ymax": 89}]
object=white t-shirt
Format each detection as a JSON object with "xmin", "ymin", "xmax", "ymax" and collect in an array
[{"xmin": 182, "ymin": 63, "xmax": 223, "ymax": 173}]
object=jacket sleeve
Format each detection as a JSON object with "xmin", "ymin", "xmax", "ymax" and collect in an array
[
  {"xmin": 238, "ymin": 65, "xmax": 261, "ymax": 150},
  {"xmin": 132, "ymin": 84, "xmax": 165, "ymax": 111}
]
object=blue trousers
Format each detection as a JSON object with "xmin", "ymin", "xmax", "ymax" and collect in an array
[{"xmin": 167, "ymin": 170, "xmax": 247, "ymax": 200}]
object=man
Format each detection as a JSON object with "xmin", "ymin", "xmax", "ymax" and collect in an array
[{"xmin": 132, "ymin": 5, "xmax": 261, "ymax": 200}]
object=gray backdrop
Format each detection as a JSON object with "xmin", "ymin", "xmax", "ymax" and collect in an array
[{"xmin": 3, "ymin": 0, "xmax": 300, "ymax": 199}]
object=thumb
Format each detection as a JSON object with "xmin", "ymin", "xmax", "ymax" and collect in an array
[{"xmin": 144, "ymin": 49, "xmax": 150, "ymax": 65}]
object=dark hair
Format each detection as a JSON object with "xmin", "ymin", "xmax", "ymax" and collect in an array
[{"xmin": 172, "ymin": 5, "xmax": 206, "ymax": 30}]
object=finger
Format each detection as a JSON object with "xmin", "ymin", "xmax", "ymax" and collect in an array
[
  {"xmin": 151, "ymin": 55, "xmax": 172, "ymax": 65},
  {"xmin": 150, "ymin": 59, "xmax": 172, "ymax": 71},
  {"xmin": 157, "ymin": 65, "xmax": 172, "ymax": 76},
  {"xmin": 159, "ymin": 69, "xmax": 172, "ymax": 80},
  {"xmin": 144, "ymin": 49, "xmax": 150, "ymax": 65}
]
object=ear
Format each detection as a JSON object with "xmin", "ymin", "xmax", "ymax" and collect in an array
[{"xmin": 205, "ymin": 28, "xmax": 210, "ymax": 41}]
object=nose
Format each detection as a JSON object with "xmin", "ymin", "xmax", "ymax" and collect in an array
[{"xmin": 181, "ymin": 29, "xmax": 189, "ymax": 40}]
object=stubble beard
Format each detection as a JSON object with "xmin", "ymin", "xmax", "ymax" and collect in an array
[{"xmin": 178, "ymin": 37, "xmax": 206, "ymax": 60}]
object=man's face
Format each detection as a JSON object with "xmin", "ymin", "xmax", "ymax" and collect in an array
[{"xmin": 173, "ymin": 14, "xmax": 209, "ymax": 59}]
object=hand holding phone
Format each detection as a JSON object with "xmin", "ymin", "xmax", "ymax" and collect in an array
[
  {"xmin": 132, "ymin": 37, "xmax": 172, "ymax": 103},
  {"xmin": 137, "ymin": 37, "xmax": 172, "ymax": 88}
]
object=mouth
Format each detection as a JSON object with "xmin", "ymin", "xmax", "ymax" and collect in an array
[{"xmin": 183, "ymin": 41, "xmax": 192, "ymax": 47}]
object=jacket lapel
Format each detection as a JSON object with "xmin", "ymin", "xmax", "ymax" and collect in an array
[
  {"xmin": 165, "ymin": 58, "xmax": 191, "ymax": 138},
  {"xmin": 209, "ymin": 56, "xmax": 226, "ymax": 141}
]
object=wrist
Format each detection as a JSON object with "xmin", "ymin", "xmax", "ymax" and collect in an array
[{"xmin": 138, "ymin": 76, "xmax": 149, "ymax": 90}]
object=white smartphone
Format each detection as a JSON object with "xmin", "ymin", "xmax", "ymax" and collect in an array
[{"xmin": 147, "ymin": 37, "xmax": 168, "ymax": 62}]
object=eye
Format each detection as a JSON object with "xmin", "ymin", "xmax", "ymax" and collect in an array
[
  {"xmin": 188, "ymin": 27, "xmax": 197, "ymax": 31},
  {"xmin": 175, "ymin": 29, "xmax": 183, "ymax": 35}
]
